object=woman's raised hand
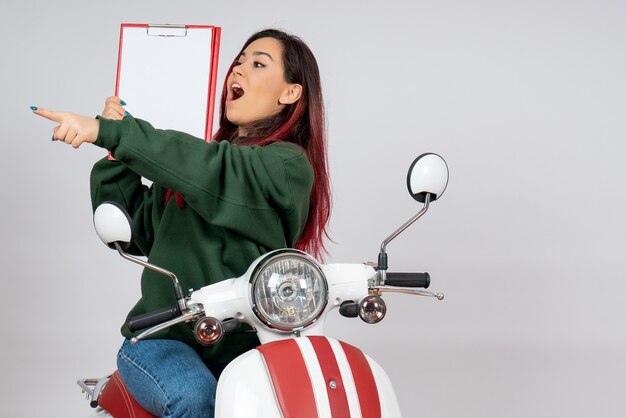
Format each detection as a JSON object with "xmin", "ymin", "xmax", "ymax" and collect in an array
[
  {"xmin": 102, "ymin": 96, "xmax": 127, "ymax": 120},
  {"xmin": 32, "ymin": 107, "xmax": 99, "ymax": 149}
]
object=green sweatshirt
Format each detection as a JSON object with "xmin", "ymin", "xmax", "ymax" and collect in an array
[{"xmin": 90, "ymin": 116, "xmax": 313, "ymax": 365}]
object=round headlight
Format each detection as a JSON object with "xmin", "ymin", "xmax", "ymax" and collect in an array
[{"xmin": 250, "ymin": 250, "xmax": 328, "ymax": 331}]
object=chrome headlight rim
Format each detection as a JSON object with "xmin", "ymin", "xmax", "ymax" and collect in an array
[{"xmin": 249, "ymin": 249, "xmax": 329, "ymax": 332}]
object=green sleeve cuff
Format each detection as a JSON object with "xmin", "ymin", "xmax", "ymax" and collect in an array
[{"xmin": 95, "ymin": 116, "xmax": 129, "ymax": 151}]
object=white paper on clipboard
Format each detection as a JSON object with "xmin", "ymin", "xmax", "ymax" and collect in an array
[{"xmin": 115, "ymin": 24, "xmax": 221, "ymax": 141}]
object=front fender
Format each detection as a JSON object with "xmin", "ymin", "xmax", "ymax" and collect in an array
[{"xmin": 215, "ymin": 336, "xmax": 401, "ymax": 418}]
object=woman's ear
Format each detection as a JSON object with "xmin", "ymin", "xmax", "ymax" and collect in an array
[{"xmin": 279, "ymin": 84, "xmax": 303, "ymax": 105}]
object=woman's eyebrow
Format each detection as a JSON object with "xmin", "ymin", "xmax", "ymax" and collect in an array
[{"xmin": 240, "ymin": 51, "xmax": 274, "ymax": 61}]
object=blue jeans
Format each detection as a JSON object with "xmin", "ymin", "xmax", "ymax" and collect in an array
[{"xmin": 117, "ymin": 339, "xmax": 217, "ymax": 418}]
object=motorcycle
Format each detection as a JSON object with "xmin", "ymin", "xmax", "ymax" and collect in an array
[{"xmin": 78, "ymin": 152, "xmax": 449, "ymax": 418}]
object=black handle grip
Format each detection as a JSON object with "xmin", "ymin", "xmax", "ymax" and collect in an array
[
  {"xmin": 385, "ymin": 272, "xmax": 430, "ymax": 288},
  {"xmin": 128, "ymin": 305, "xmax": 181, "ymax": 332}
]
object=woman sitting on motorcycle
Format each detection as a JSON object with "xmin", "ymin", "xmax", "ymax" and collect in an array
[{"xmin": 32, "ymin": 28, "xmax": 331, "ymax": 418}]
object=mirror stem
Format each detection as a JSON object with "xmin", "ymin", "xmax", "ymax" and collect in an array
[
  {"xmin": 377, "ymin": 194, "xmax": 431, "ymax": 284},
  {"xmin": 114, "ymin": 242, "xmax": 187, "ymax": 311},
  {"xmin": 380, "ymin": 193, "xmax": 431, "ymax": 254}
]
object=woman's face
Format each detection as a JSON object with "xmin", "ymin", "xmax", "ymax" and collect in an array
[{"xmin": 225, "ymin": 37, "xmax": 301, "ymax": 134}]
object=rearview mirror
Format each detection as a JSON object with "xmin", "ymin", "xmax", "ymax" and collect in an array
[
  {"xmin": 93, "ymin": 202, "xmax": 133, "ymax": 249},
  {"xmin": 407, "ymin": 153, "xmax": 449, "ymax": 203}
]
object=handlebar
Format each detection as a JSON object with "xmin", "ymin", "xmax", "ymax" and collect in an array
[
  {"xmin": 128, "ymin": 305, "xmax": 181, "ymax": 332},
  {"xmin": 385, "ymin": 272, "xmax": 430, "ymax": 288}
]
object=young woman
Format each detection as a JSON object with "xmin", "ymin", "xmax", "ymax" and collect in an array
[{"xmin": 32, "ymin": 29, "xmax": 330, "ymax": 418}]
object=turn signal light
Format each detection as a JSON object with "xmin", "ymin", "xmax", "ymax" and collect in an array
[
  {"xmin": 194, "ymin": 317, "xmax": 224, "ymax": 346},
  {"xmin": 359, "ymin": 295, "xmax": 387, "ymax": 324}
]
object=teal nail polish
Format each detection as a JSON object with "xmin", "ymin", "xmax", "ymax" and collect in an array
[
  {"xmin": 120, "ymin": 100, "xmax": 127, "ymax": 106},
  {"xmin": 30, "ymin": 106, "xmax": 38, "ymax": 111},
  {"xmin": 124, "ymin": 111, "xmax": 131, "ymax": 116}
]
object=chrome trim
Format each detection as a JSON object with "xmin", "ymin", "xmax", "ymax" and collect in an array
[
  {"xmin": 114, "ymin": 242, "xmax": 187, "ymax": 311},
  {"xmin": 249, "ymin": 249, "xmax": 329, "ymax": 332},
  {"xmin": 380, "ymin": 193, "xmax": 431, "ymax": 254},
  {"xmin": 378, "ymin": 287, "xmax": 444, "ymax": 300},
  {"xmin": 77, "ymin": 376, "xmax": 110, "ymax": 407}
]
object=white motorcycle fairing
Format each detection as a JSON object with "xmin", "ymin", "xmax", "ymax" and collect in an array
[
  {"xmin": 215, "ymin": 336, "xmax": 401, "ymax": 418},
  {"xmin": 190, "ymin": 262, "xmax": 376, "ymax": 344}
]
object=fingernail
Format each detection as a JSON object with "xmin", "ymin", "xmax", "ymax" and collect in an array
[
  {"xmin": 120, "ymin": 100, "xmax": 127, "ymax": 106},
  {"xmin": 124, "ymin": 111, "xmax": 131, "ymax": 116},
  {"xmin": 51, "ymin": 135, "xmax": 56, "ymax": 141},
  {"xmin": 30, "ymin": 106, "xmax": 38, "ymax": 111}
]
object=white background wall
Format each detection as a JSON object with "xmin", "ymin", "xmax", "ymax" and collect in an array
[{"xmin": 2, "ymin": 0, "xmax": 625, "ymax": 417}]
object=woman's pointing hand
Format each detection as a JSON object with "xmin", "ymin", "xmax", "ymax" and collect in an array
[{"xmin": 32, "ymin": 107, "xmax": 100, "ymax": 149}]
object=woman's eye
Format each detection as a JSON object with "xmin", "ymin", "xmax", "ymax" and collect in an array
[{"xmin": 254, "ymin": 61, "xmax": 265, "ymax": 68}]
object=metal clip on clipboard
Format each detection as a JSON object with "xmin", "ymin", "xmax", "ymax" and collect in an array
[{"xmin": 147, "ymin": 24, "xmax": 188, "ymax": 37}]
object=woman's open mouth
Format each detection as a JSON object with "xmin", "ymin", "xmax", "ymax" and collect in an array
[{"xmin": 231, "ymin": 83, "xmax": 245, "ymax": 101}]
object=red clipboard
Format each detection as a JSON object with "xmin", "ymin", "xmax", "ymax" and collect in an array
[{"xmin": 109, "ymin": 23, "xmax": 221, "ymax": 159}]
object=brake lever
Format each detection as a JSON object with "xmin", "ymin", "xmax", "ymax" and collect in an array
[
  {"xmin": 130, "ymin": 304, "xmax": 205, "ymax": 345},
  {"xmin": 373, "ymin": 287, "xmax": 444, "ymax": 300}
]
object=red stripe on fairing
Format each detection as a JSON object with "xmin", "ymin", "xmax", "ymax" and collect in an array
[
  {"xmin": 340, "ymin": 341, "xmax": 382, "ymax": 418},
  {"xmin": 257, "ymin": 339, "xmax": 319, "ymax": 418},
  {"xmin": 309, "ymin": 336, "xmax": 352, "ymax": 418}
]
